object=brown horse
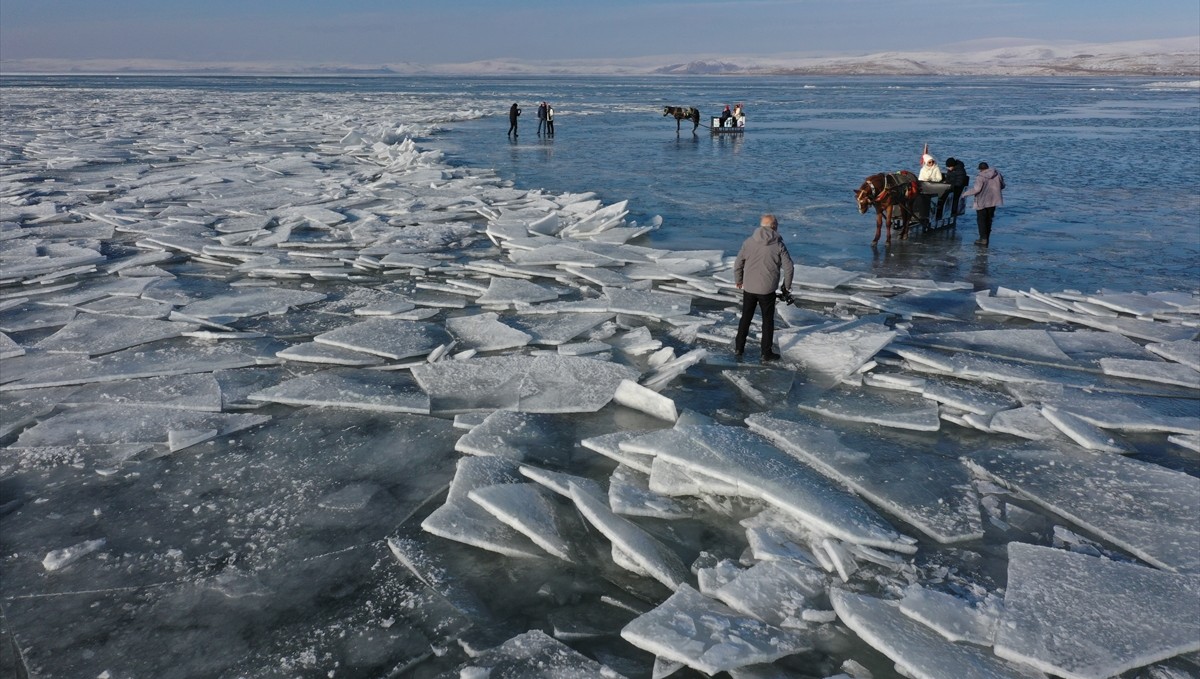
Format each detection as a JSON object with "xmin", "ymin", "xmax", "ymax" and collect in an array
[
  {"xmin": 855, "ymin": 171, "xmax": 920, "ymax": 244},
  {"xmin": 663, "ymin": 106, "xmax": 701, "ymax": 133}
]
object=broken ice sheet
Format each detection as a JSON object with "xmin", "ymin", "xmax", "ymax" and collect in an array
[
  {"xmin": 443, "ymin": 629, "xmax": 629, "ymax": 678},
  {"xmin": 620, "ymin": 584, "xmax": 811, "ymax": 676},
  {"xmin": 178, "ymin": 287, "xmax": 326, "ymax": 321},
  {"xmin": 62, "ymin": 373, "xmax": 224, "ymax": 412},
  {"xmin": 747, "ymin": 414, "xmax": 983, "ymax": 543},
  {"xmin": 1099, "ymin": 357, "xmax": 1200, "ymax": 389},
  {"xmin": 474, "ymin": 276, "xmax": 560, "ymax": 306},
  {"xmin": 1, "ymin": 339, "xmax": 282, "ymax": 390},
  {"xmin": 621, "ymin": 424, "xmax": 915, "ymax": 553},
  {"xmin": 711, "ymin": 559, "xmax": 827, "ymax": 628},
  {"xmin": 313, "ymin": 317, "xmax": 452, "ymax": 360},
  {"xmin": 899, "ymin": 584, "xmax": 999, "ymax": 646},
  {"xmin": 569, "ymin": 480, "xmax": 690, "ymax": 590},
  {"xmin": 995, "ymin": 542, "xmax": 1200, "ymax": 679},
  {"xmin": 421, "ymin": 455, "xmax": 546, "ymax": 558},
  {"xmin": 467, "ymin": 481, "xmax": 587, "ymax": 562},
  {"xmin": 777, "ymin": 324, "xmax": 895, "ymax": 388},
  {"xmin": 797, "ymin": 384, "xmax": 941, "ymax": 432},
  {"xmin": 35, "ymin": 315, "xmax": 197, "ymax": 356},
  {"xmin": 12, "ymin": 404, "xmax": 269, "ymax": 450},
  {"xmin": 445, "ymin": 311, "xmax": 532, "ymax": 351},
  {"xmin": 608, "ymin": 464, "xmax": 693, "ymax": 520},
  {"xmin": 830, "ymin": 589, "xmax": 1039, "ymax": 679},
  {"xmin": 503, "ymin": 311, "xmax": 614, "ymax": 346},
  {"xmin": 965, "ymin": 446, "xmax": 1200, "ymax": 573},
  {"xmin": 453, "ymin": 410, "xmax": 585, "ymax": 466},
  {"xmin": 247, "ymin": 367, "xmax": 429, "ymax": 413},
  {"xmin": 275, "ymin": 340, "xmax": 384, "ymax": 366},
  {"xmin": 412, "ymin": 354, "xmax": 638, "ymax": 414}
]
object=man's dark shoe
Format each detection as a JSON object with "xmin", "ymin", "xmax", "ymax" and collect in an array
[{"xmin": 762, "ymin": 351, "xmax": 781, "ymax": 361}]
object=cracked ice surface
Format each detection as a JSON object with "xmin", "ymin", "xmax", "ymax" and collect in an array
[{"xmin": 2, "ymin": 81, "xmax": 1198, "ymax": 679}]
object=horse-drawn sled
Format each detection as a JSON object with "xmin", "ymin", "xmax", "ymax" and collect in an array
[
  {"xmin": 663, "ymin": 105, "xmax": 746, "ymax": 133},
  {"xmin": 855, "ymin": 171, "xmax": 959, "ymax": 244}
]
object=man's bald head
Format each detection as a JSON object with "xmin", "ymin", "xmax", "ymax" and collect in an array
[{"xmin": 760, "ymin": 214, "xmax": 778, "ymax": 229}]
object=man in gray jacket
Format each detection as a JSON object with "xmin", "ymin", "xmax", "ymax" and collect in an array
[
  {"xmin": 962, "ymin": 161, "xmax": 1005, "ymax": 246},
  {"xmin": 734, "ymin": 214, "xmax": 795, "ymax": 361}
]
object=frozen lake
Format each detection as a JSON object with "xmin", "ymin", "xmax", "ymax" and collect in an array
[{"xmin": 0, "ymin": 75, "xmax": 1198, "ymax": 679}]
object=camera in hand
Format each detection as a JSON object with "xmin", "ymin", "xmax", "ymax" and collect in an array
[{"xmin": 776, "ymin": 288, "xmax": 794, "ymax": 305}]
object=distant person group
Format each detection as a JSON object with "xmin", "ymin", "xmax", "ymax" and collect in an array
[
  {"xmin": 915, "ymin": 150, "xmax": 1005, "ymax": 247},
  {"xmin": 507, "ymin": 102, "xmax": 557, "ymax": 138}
]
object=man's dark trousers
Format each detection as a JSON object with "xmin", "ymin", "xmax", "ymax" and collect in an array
[{"xmin": 735, "ymin": 291, "xmax": 776, "ymax": 354}]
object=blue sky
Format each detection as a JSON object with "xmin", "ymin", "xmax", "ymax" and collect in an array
[{"xmin": 2, "ymin": 0, "xmax": 1197, "ymax": 64}]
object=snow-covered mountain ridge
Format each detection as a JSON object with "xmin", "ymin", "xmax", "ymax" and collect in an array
[{"xmin": 3, "ymin": 37, "xmax": 1197, "ymax": 77}]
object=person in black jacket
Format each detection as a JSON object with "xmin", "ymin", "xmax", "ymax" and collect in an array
[
  {"xmin": 940, "ymin": 157, "xmax": 969, "ymax": 221},
  {"xmin": 508, "ymin": 103, "xmax": 521, "ymax": 137}
]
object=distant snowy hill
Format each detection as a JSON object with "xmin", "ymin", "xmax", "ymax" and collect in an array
[{"xmin": 3, "ymin": 37, "xmax": 1197, "ymax": 77}]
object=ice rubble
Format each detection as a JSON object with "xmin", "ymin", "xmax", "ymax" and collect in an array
[{"xmin": 2, "ymin": 84, "xmax": 1198, "ymax": 679}]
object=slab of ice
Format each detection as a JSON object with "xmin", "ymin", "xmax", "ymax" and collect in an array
[
  {"xmin": 449, "ymin": 629, "xmax": 628, "ymax": 678},
  {"xmin": 445, "ymin": 312, "xmax": 532, "ymax": 351},
  {"xmin": 899, "ymin": 584, "xmax": 998, "ymax": 646},
  {"xmin": 1085, "ymin": 292, "xmax": 1181, "ymax": 317},
  {"xmin": 995, "ymin": 542, "xmax": 1200, "ymax": 679},
  {"xmin": 35, "ymin": 316, "xmax": 197, "ymax": 356},
  {"xmin": 1043, "ymin": 308, "xmax": 1197, "ymax": 343},
  {"xmin": 922, "ymin": 380, "xmax": 1018, "ymax": 416},
  {"xmin": 420, "ymin": 455, "xmax": 545, "ymax": 559},
  {"xmin": 581, "ymin": 430, "xmax": 657, "ymax": 473},
  {"xmin": 621, "ymin": 425, "xmax": 916, "ymax": 553},
  {"xmin": 1146, "ymin": 339, "xmax": 1200, "ymax": 371},
  {"xmin": 1039, "ymin": 405, "xmax": 1126, "ymax": 453},
  {"xmin": 1099, "ymin": 357, "xmax": 1200, "ymax": 388},
  {"xmin": 467, "ymin": 482, "xmax": 584, "ymax": 562},
  {"xmin": 748, "ymin": 415, "xmax": 983, "ymax": 543},
  {"xmin": 740, "ymin": 510, "xmax": 821, "ymax": 566},
  {"xmin": 42, "ymin": 538, "xmax": 106, "ymax": 572},
  {"xmin": 620, "ymin": 584, "xmax": 810, "ymax": 675},
  {"xmin": 988, "ymin": 406, "xmax": 1066, "ymax": 441},
  {"xmin": 412, "ymin": 354, "xmax": 638, "ymax": 414},
  {"xmin": 649, "ymin": 457, "xmax": 745, "ymax": 498},
  {"xmin": 569, "ymin": 481, "xmax": 690, "ymax": 590},
  {"xmin": 503, "ymin": 312, "xmax": 613, "ymax": 346},
  {"xmin": 454, "ymin": 410, "xmax": 582, "ymax": 466},
  {"xmin": 0, "ymin": 304, "xmax": 77, "ymax": 333},
  {"xmin": 247, "ymin": 368, "xmax": 429, "ymax": 413},
  {"xmin": 790, "ymin": 264, "xmax": 860, "ymax": 290},
  {"xmin": 275, "ymin": 341, "xmax": 384, "ymax": 366},
  {"xmin": 798, "ymin": 386, "xmax": 941, "ymax": 432},
  {"xmin": 1007, "ymin": 383, "xmax": 1199, "ymax": 434},
  {"xmin": 1050, "ymin": 330, "xmax": 1157, "ymax": 363},
  {"xmin": 179, "ymin": 288, "xmax": 326, "ymax": 321},
  {"xmin": 777, "ymin": 326, "xmax": 895, "ymax": 388},
  {"xmin": 830, "ymin": 589, "xmax": 1039, "ymax": 679},
  {"xmin": 13, "ymin": 404, "xmax": 268, "ymax": 449},
  {"xmin": 613, "ymin": 379, "xmax": 678, "ymax": 422},
  {"xmin": 712, "ymin": 559, "xmax": 826, "ymax": 628},
  {"xmin": 609, "ymin": 465, "xmax": 692, "ymax": 520},
  {"xmin": 519, "ymin": 465, "xmax": 605, "ymax": 500},
  {"xmin": 603, "ymin": 287, "xmax": 691, "ymax": 319},
  {"xmin": 965, "ymin": 447, "xmax": 1200, "ymax": 572},
  {"xmin": 62, "ymin": 373, "xmax": 223, "ymax": 412},
  {"xmin": 474, "ymin": 277, "xmax": 560, "ymax": 306},
  {"xmin": 908, "ymin": 329, "xmax": 1076, "ymax": 366},
  {"xmin": 313, "ymin": 318, "xmax": 451, "ymax": 360}
]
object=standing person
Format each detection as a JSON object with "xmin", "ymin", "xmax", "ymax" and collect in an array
[
  {"xmin": 507, "ymin": 103, "xmax": 521, "ymax": 137},
  {"xmin": 941, "ymin": 158, "xmax": 969, "ymax": 221},
  {"xmin": 733, "ymin": 214, "xmax": 794, "ymax": 361},
  {"xmin": 545, "ymin": 103, "xmax": 555, "ymax": 136},
  {"xmin": 962, "ymin": 161, "xmax": 1005, "ymax": 246},
  {"xmin": 536, "ymin": 102, "xmax": 547, "ymax": 136}
]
